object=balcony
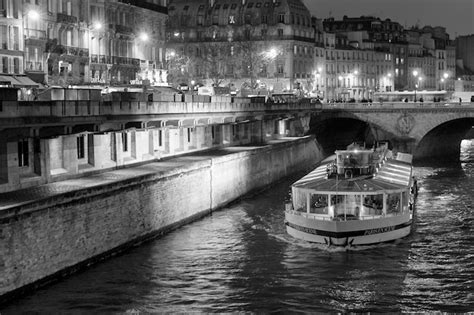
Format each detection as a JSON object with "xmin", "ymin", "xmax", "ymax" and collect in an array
[
  {"xmin": 24, "ymin": 29, "xmax": 47, "ymax": 40},
  {"xmin": 65, "ymin": 46, "xmax": 89, "ymax": 57},
  {"xmin": 57, "ymin": 12, "xmax": 78, "ymax": 24},
  {"xmin": 25, "ymin": 61, "xmax": 43, "ymax": 71},
  {"xmin": 90, "ymin": 54, "xmax": 112, "ymax": 64},
  {"xmin": 114, "ymin": 24, "xmax": 134, "ymax": 35},
  {"xmin": 112, "ymin": 56, "xmax": 140, "ymax": 67}
]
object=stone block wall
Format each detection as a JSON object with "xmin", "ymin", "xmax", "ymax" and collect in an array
[{"xmin": 0, "ymin": 137, "xmax": 321, "ymax": 302}]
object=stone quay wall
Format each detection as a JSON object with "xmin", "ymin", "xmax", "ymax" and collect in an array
[{"xmin": 0, "ymin": 137, "xmax": 322, "ymax": 303}]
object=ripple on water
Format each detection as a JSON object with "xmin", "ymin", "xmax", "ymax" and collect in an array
[{"xmin": 3, "ymin": 153, "xmax": 474, "ymax": 313}]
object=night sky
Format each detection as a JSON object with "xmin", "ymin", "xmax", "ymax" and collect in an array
[{"xmin": 302, "ymin": 0, "xmax": 474, "ymax": 38}]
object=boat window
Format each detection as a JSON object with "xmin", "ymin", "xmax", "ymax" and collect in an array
[
  {"xmin": 387, "ymin": 193, "xmax": 401, "ymax": 214},
  {"xmin": 363, "ymin": 194, "xmax": 383, "ymax": 215},
  {"xmin": 343, "ymin": 153, "xmax": 360, "ymax": 168},
  {"xmin": 331, "ymin": 194, "xmax": 345, "ymax": 217},
  {"xmin": 401, "ymin": 191, "xmax": 408, "ymax": 212},
  {"xmin": 331, "ymin": 194, "xmax": 361, "ymax": 220},
  {"xmin": 310, "ymin": 194, "xmax": 328, "ymax": 214},
  {"xmin": 292, "ymin": 188, "xmax": 307, "ymax": 212}
]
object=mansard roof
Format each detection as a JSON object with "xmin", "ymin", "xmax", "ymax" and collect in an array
[{"xmin": 167, "ymin": 0, "xmax": 311, "ymax": 28}]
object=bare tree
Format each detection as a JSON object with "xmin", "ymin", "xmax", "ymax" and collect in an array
[
  {"xmin": 166, "ymin": 48, "xmax": 195, "ymax": 87},
  {"xmin": 44, "ymin": 38, "xmax": 85, "ymax": 86},
  {"xmin": 198, "ymin": 42, "xmax": 233, "ymax": 87},
  {"xmin": 234, "ymin": 40, "xmax": 277, "ymax": 89}
]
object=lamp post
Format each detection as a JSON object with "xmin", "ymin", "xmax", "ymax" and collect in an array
[
  {"xmin": 352, "ymin": 70, "xmax": 358, "ymax": 100},
  {"xmin": 88, "ymin": 21, "xmax": 103, "ymax": 83},
  {"xmin": 23, "ymin": 10, "xmax": 40, "ymax": 71},
  {"xmin": 265, "ymin": 47, "xmax": 279, "ymax": 91},
  {"xmin": 412, "ymin": 70, "xmax": 419, "ymax": 102},
  {"xmin": 442, "ymin": 72, "xmax": 449, "ymax": 90},
  {"xmin": 313, "ymin": 66, "xmax": 322, "ymax": 98}
]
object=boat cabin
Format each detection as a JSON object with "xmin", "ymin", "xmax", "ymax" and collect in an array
[
  {"xmin": 333, "ymin": 142, "xmax": 389, "ymax": 177},
  {"xmin": 290, "ymin": 142, "xmax": 413, "ymax": 221}
]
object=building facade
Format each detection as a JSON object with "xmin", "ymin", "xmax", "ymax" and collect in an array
[
  {"xmin": 166, "ymin": 0, "xmax": 314, "ymax": 93},
  {"xmin": 18, "ymin": 0, "xmax": 168, "ymax": 86},
  {"xmin": 456, "ymin": 34, "xmax": 474, "ymax": 73},
  {"xmin": 322, "ymin": 16, "xmax": 456, "ymax": 94}
]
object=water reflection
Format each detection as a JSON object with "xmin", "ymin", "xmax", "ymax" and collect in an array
[{"xmin": 2, "ymin": 143, "xmax": 474, "ymax": 313}]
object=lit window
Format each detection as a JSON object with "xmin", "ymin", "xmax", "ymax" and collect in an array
[
  {"xmin": 122, "ymin": 132, "xmax": 128, "ymax": 152},
  {"xmin": 77, "ymin": 135, "xmax": 85, "ymax": 159},
  {"xmin": 18, "ymin": 139, "xmax": 29, "ymax": 167}
]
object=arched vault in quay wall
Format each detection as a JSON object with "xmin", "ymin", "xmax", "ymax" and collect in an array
[{"xmin": 306, "ymin": 107, "xmax": 474, "ymax": 162}]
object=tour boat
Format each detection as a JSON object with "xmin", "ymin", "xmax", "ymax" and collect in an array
[{"xmin": 284, "ymin": 142, "xmax": 417, "ymax": 246}]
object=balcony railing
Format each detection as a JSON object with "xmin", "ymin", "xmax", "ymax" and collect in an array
[
  {"xmin": 25, "ymin": 61, "xmax": 43, "ymax": 71},
  {"xmin": 168, "ymin": 34, "xmax": 314, "ymax": 44},
  {"xmin": 24, "ymin": 29, "xmax": 47, "ymax": 40},
  {"xmin": 112, "ymin": 56, "xmax": 140, "ymax": 66},
  {"xmin": 62, "ymin": 46, "xmax": 89, "ymax": 57},
  {"xmin": 114, "ymin": 24, "xmax": 134, "ymax": 35},
  {"xmin": 57, "ymin": 12, "xmax": 78, "ymax": 24}
]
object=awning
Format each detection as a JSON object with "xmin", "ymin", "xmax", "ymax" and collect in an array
[
  {"xmin": 0, "ymin": 75, "xmax": 21, "ymax": 86},
  {"xmin": 13, "ymin": 75, "xmax": 40, "ymax": 87},
  {"xmin": 0, "ymin": 75, "xmax": 40, "ymax": 88}
]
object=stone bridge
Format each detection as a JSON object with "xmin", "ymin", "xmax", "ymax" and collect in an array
[{"xmin": 307, "ymin": 102, "xmax": 474, "ymax": 162}]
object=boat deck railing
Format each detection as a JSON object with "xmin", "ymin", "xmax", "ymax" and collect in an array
[{"xmin": 287, "ymin": 210, "xmax": 408, "ymax": 222}]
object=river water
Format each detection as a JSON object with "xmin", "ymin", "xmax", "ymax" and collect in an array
[{"xmin": 3, "ymin": 142, "xmax": 474, "ymax": 313}]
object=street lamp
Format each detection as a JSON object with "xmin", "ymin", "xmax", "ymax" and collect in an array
[
  {"xmin": 26, "ymin": 10, "xmax": 40, "ymax": 20},
  {"xmin": 442, "ymin": 72, "xmax": 449, "ymax": 90},
  {"xmin": 413, "ymin": 70, "xmax": 419, "ymax": 102},
  {"xmin": 313, "ymin": 66, "xmax": 323, "ymax": 97},
  {"xmin": 23, "ymin": 10, "xmax": 40, "ymax": 38},
  {"xmin": 88, "ymin": 21, "xmax": 104, "ymax": 83},
  {"xmin": 139, "ymin": 32, "xmax": 149, "ymax": 42},
  {"xmin": 23, "ymin": 10, "xmax": 40, "ymax": 72}
]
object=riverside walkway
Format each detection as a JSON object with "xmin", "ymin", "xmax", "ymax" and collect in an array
[{"xmin": 0, "ymin": 138, "xmax": 300, "ymax": 212}]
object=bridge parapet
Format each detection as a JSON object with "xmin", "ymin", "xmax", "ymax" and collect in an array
[
  {"xmin": 320, "ymin": 101, "xmax": 474, "ymax": 111},
  {"xmin": 0, "ymin": 99, "xmax": 318, "ymax": 123}
]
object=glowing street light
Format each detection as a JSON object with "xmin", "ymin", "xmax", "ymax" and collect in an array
[
  {"xmin": 266, "ymin": 47, "xmax": 278, "ymax": 59},
  {"xmin": 412, "ymin": 70, "xmax": 421, "ymax": 102},
  {"xmin": 92, "ymin": 22, "xmax": 102, "ymax": 30},
  {"xmin": 26, "ymin": 10, "xmax": 40, "ymax": 20},
  {"xmin": 139, "ymin": 32, "xmax": 149, "ymax": 41}
]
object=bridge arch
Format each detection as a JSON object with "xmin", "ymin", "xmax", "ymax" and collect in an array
[
  {"xmin": 311, "ymin": 104, "xmax": 474, "ymax": 162},
  {"xmin": 415, "ymin": 118, "xmax": 474, "ymax": 162},
  {"xmin": 309, "ymin": 115, "xmax": 377, "ymax": 155}
]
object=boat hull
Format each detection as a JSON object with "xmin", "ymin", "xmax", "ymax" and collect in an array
[{"xmin": 285, "ymin": 211, "xmax": 413, "ymax": 246}]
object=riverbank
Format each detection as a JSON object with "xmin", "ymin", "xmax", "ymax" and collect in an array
[{"xmin": 0, "ymin": 136, "xmax": 322, "ymax": 305}]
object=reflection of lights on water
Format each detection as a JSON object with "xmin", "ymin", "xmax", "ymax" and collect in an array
[
  {"xmin": 460, "ymin": 139, "xmax": 474, "ymax": 163},
  {"xmin": 460, "ymin": 139, "xmax": 473, "ymax": 149}
]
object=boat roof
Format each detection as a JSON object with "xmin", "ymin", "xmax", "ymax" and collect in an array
[{"xmin": 293, "ymin": 156, "xmax": 412, "ymax": 193}]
